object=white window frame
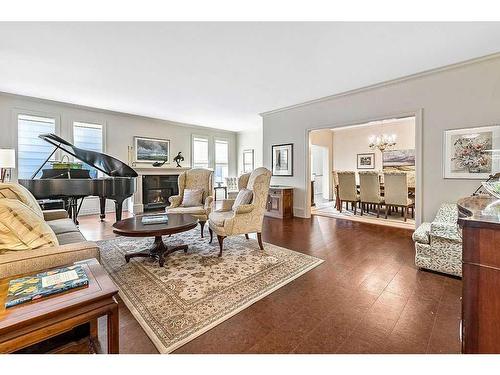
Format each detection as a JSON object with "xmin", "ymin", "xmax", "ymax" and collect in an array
[
  {"xmin": 191, "ymin": 134, "xmax": 212, "ymax": 169},
  {"xmin": 71, "ymin": 120, "xmax": 106, "ymax": 179},
  {"xmin": 214, "ymin": 137, "xmax": 230, "ymax": 182},
  {"xmin": 71, "ymin": 119, "xmax": 107, "ymax": 154},
  {"xmin": 12, "ymin": 108, "xmax": 61, "ymax": 180}
]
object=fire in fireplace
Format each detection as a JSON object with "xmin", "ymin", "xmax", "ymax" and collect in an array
[{"xmin": 142, "ymin": 175, "xmax": 179, "ymax": 211}]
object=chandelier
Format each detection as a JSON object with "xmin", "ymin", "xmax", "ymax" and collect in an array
[{"xmin": 369, "ymin": 134, "xmax": 397, "ymax": 152}]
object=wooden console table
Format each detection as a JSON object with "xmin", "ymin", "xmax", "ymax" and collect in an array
[
  {"xmin": 265, "ymin": 186, "xmax": 293, "ymax": 219},
  {"xmin": 458, "ymin": 196, "xmax": 500, "ymax": 353},
  {"xmin": 0, "ymin": 259, "xmax": 119, "ymax": 354}
]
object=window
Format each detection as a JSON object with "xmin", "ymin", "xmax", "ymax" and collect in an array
[
  {"xmin": 17, "ymin": 114, "xmax": 56, "ymax": 179},
  {"xmin": 214, "ymin": 139, "xmax": 229, "ymax": 183},
  {"xmin": 73, "ymin": 121, "xmax": 104, "ymax": 179},
  {"xmin": 192, "ymin": 136, "xmax": 209, "ymax": 169}
]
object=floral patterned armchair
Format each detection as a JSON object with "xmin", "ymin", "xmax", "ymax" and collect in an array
[
  {"xmin": 412, "ymin": 203, "xmax": 462, "ymax": 276},
  {"xmin": 208, "ymin": 167, "xmax": 271, "ymax": 256},
  {"xmin": 166, "ymin": 168, "xmax": 213, "ymax": 237}
]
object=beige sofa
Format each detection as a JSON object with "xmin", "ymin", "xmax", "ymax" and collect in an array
[{"xmin": 0, "ymin": 208, "xmax": 100, "ymax": 278}]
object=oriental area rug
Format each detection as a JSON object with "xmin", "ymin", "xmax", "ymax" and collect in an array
[{"xmin": 98, "ymin": 229, "xmax": 323, "ymax": 353}]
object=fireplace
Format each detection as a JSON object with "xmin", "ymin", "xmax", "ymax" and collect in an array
[{"xmin": 142, "ymin": 175, "xmax": 179, "ymax": 211}]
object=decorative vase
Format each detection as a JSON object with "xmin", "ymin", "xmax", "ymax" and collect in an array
[{"xmin": 468, "ymin": 166, "xmax": 481, "ymax": 173}]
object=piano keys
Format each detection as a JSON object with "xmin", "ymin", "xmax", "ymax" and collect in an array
[{"xmin": 18, "ymin": 133, "xmax": 138, "ymax": 225}]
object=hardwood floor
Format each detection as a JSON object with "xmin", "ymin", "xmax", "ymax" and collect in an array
[{"xmin": 79, "ymin": 212, "xmax": 462, "ymax": 354}]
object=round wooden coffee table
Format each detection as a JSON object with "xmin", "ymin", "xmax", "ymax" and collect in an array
[{"xmin": 112, "ymin": 214, "xmax": 198, "ymax": 267}]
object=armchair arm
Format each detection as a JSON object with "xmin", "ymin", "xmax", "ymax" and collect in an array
[
  {"xmin": 43, "ymin": 209, "xmax": 69, "ymax": 221},
  {"xmin": 234, "ymin": 204, "xmax": 255, "ymax": 215},
  {"xmin": 430, "ymin": 222, "xmax": 461, "ymax": 242},
  {"xmin": 217, "ymin": 199, "xmax": 235, "ymax": 212},
  {"xmin": 169, "ymin": 195, "xmax": 182, "ymax": 208},
  {"xmin": 204, "ymin": 196, "xmax": 214, "ymax": 214}
]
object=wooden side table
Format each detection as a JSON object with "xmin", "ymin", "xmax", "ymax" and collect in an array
[{"xmin": 0, "ymin": 259, "xmax": 119, "ymax": 354}]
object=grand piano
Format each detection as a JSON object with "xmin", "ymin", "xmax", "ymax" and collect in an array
[{"xmin": 19, "ymin": 133, "xmax": 138, "ymax": 225}]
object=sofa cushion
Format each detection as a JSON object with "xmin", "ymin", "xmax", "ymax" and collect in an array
[
  {"xmin": 232, "ymin": 188, "xmax": 253, "ymax": 211},
  {"xmin": 209, "ymin": 210, "xmax": 234, "ymax": 227},
  {"xmin": 182, "ymin": 189, "xmax": 203, "ymax": 207},
  {"xmin": 0, "ymin": 199, "xmax": 58, "ymax": 251},
  {"xmin": 412, "ymin": 222, "xmax": 431, "ymax": 244},
  {"xmin": 0, "ymin": 182, "xmax": 43, "ymax": 218},
  {"xmin": 47, "ymin": 218, "xmax": 86, "ymax": 245},
  {"xmin": 166, "ymin": 206, "xmax": 206, "ymax": 216}
]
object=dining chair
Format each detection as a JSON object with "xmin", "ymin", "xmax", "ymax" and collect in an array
[
  {"xmin": 359, "ymin": 171, "xmax": 384, "ymax": 218},
  {"xmin": 336, "ymin": 171, "xmax": 360, "ymax": 214},
  {"xmin": 383, "ymin": 172, "xmax": 414, "ymax": 221},
  {"xmin": 332, "ymin": 170, "xmax": 340, "ymax": 210}
]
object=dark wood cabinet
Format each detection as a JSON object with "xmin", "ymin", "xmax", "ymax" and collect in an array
[
  {"xmin": 265, "ymin": 186, "xmax": 293, "ymax": 219},
  {"xmin": 458, "ymin": 196, "xmax": 500, "ymax": 354}
]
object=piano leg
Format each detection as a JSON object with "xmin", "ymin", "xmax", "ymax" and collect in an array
[
  {"xmin": 99, "ymin": 197, "xmax": 106, "ymax": 221},
  {"xmin": 115, "ymin": 199, "xmax": 125, "ymax": 222},
  {"xmin": 71, "ymin": 198, "xmax": 79, "ymax": 226}
]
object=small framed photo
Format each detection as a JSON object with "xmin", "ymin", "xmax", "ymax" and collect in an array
[
  {"xmin": 443, "ymin": 125, "xmax": 500, "ymax": 179},
  {"xmin": 134, "ymin": 136, "xmax": 170, "ymax": 163},
  {"xmin": 357, "ymin": 153, "xmax": 375, "ymax": 169},
  {"xmin": 272, "ymin": 143, "xmax": 293, "ymax": 176}
]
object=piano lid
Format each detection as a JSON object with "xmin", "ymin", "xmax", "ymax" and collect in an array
[{"xmin": 39, "ymin": 133, "xmax": 138, "ymax": 178}]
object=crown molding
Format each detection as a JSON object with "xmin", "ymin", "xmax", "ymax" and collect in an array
[{"xmin": 259, "ymin": 51, "xmax": 500, "ymax": 117}]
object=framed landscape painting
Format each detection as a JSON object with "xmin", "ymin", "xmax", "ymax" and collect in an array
[
  {"xmin": 443, "ymin": 125, "xmax": 500, "ymax": 179},
  {"xmin": 383, "ymin": 149, "xmax": 415, "ymax": 167},
  {"xmin": 272, "ymin": 143, "xmax": 293, "ymax": 176},
  {"xmin": 134, "ymin": 136, "xmax": 170, "ymax": 163},
  {"xmin": 357, "ymin": 153, "xmax": 375, "ymax": 169}
]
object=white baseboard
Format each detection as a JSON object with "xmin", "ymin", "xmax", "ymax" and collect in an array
[{"xmin": 293, "ymin": 207, "xmax": 307, "ymax": 218}]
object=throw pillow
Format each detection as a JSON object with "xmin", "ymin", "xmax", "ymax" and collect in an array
[
  {"xmin": 181, "ymin": 189, "xmax": 203, "ymax": 207},
  {"xmin": 232, "ymin": 188, "xmax": 253, "ymax": 210},
  {"xmin": 0, "ymin": 182, "xmax": 44, "ymax": 218},
  {"xmin": 0, "ymin": 199, "xmax": 59, "ymax": 251}
]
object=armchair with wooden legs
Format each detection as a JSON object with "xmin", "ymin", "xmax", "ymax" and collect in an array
[
  {"xmin": 207, "ymin": 167, "xmax": 272, "ymax": 256},
  {"xmin": 165, "ymin": 168, "xmax": 214, "ymax": 237}
]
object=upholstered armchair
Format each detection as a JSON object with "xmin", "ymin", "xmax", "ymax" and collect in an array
[
  {"xmin": 166, "ymin": 168, "xmax": 214, "ymax": 237},
  {"xmin": 208, "ymin": 167, "xmax": 271, "ymax": 256},
  {"xmin": 413, "ymin": 203, "xmax": 462, "ymax": 277}
]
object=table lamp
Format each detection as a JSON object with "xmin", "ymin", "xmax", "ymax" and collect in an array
[{"xmin": 0, "ymin": 149, "xmax": 15, "ymax": 183}]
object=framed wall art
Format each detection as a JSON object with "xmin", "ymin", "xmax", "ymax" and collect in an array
[
  {"xmin": 271, "ymin": 143, "xmax": 293, "ymax": 176},
  {"xmin": 134, "ymin": 136, "xmax": 170, "ymax": 163},
  {"xmin": 443, "ymin": 125, "xmax": 500, "ymax": 179},
  {"xmin": 357, "ymin": 153, "xmax": 375, "ymax": 169}
]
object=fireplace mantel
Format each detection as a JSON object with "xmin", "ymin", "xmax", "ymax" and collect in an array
[{"xmin": 130, "ymin": 167, "xmax": 189, "ymax": 214}]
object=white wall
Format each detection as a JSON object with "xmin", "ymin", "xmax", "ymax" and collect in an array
[
  {"xmin": 332, "ymin": 118, "xmax": 415, "ymax": 172},
  {"xmin": 236, "ymin": 124, "xmax": 263, "ymax": 175},
  {"xmin": 0, "ymin": 92, "xmax": 237, "ymax": 215},
  {"xmin": 262, "ymin": 54, "xmax": 500, "ymax": 221}
]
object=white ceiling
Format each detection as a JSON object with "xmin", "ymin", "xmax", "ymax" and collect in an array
[{"xmin": 1, "ymin": 22, "xmax": 500, "ymax": 132}]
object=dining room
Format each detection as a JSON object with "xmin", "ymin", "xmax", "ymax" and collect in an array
[{"xmin": 310, "ymin": 116, "xmax": 416, "ymax": 229}]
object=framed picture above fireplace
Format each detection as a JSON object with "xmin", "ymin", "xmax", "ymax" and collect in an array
[{"xmin": 134, "ymin": 136, "xmax": 170, "ymax": 164}]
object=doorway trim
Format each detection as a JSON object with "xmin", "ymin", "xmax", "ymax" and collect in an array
[{"xmin": 304, "ymin": 109, "xmax": 423, "ymax": 226}]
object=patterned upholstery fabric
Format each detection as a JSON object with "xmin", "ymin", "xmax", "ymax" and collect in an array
[
  {"xmin": 0, "ymin": 195, "xmax": 100, "ymax": 277},
  {"xmin": 181, "ymin": 189, "xmax": 203, "ymax": 207},
  {"xmin": 166, "ymin": 168, "xmax": 214, "ymax": 221},
  {"xmin": 0, "ymin": 199, "xmax": 59, "ymax": 251},
  {"xmin": 208, "ymin": 167, "xmax": 271, "ymax": 237},
  {"xmin": 0, "ymin": 182, "xmax": 44, "ymax": 218},
  {"xmin": 232, "ymin": 188, "xmax": 253, "ymax": 210},
  {"xmin": 225, "ymin": 177, "xmax": 239, "ymax": 199},
  {"xmin": 413, "ymin": 203, "xmax": 462, "ymax": 277},
  {"xmin": 0, "ymin": 241, "xmax": 100, "ymax": 278}
]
